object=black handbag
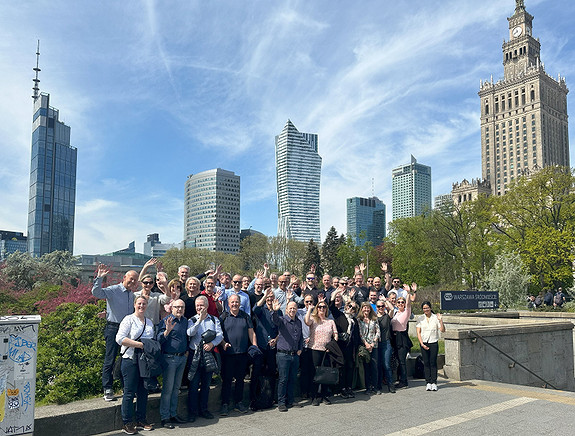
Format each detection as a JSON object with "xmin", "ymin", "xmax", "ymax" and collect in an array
[{"xmin": 313, "ymin": 352, "xmax": 339, "ymax": 385}]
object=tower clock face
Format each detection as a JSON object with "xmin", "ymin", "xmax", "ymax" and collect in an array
[{"xmin": 513, "ymin": 26, "xmax": 523, "ymax": 37}]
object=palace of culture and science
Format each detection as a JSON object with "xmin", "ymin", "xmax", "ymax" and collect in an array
[{"xmin": 478, "ymin": 0, "xmax": 569, "ymax": 196}]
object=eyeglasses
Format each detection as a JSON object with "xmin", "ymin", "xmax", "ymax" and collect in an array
[
  {"xmin": 142, "ymin": 281, "xmax": 153, "ymax": 285},
  {"xmin": 317, "ymin": 305, "xmax": 327, "ymax": 309},
  {"xmin": 233, "ymin": 280, "xmax": 241, "ymax": 284},
  {"xmin": 397, "ymin": 301, "xmax": 405, "ymax": 305},
  {"xmin": 393, "ymin": 280, "xmax": 400, "ymax": 284},
  {"xmin": 306, "ymin": 277, "xmax": 315, "ymax": 280},
  {"xmin": 339, "ymin": 283, "xmax": 347, "ymax": 286},
  {"xmin": 376, "ymin": 305, "xmax": 384, "ymax": 308},
  {"xmin": 279, "ymin": 281, "xmax": 287, "ymax": 284},
  {"xmin": 304, "ymin": 300, "xmax": 313, "ymax": 304}
]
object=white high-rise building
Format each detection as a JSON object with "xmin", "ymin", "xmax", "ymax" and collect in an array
[
  {"xmin": 392, "ymin": 155, "xmax": 431, "ymax": 220},
  {"xmin": 275, "ymin": 120, "xmax": 321, "ymax": 242},
  {"xmin": 184, "ymin": 168, "xmax": 240, "ymax": 253}
]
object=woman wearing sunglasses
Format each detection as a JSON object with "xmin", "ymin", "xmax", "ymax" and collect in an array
[
  {"xmin": 390, "ymin": 283, "xmax": 417, "ymax": 389},
  {"xmin": 305, "ymin": 297, "xmax": 338, "ymax": 406}
]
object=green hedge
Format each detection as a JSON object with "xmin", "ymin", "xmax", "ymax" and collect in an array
[{"xmin": 36, "ymin": 301, "xmax": 111, "ymax": 404}]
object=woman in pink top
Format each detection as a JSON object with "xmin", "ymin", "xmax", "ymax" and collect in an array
[
  {"xmin": 305, "ymin": 297, "xmax": 338, "ymax": 406},
  {"xmin": 391, "ymin": 283, "xmax": 416, "ymax": 389}
]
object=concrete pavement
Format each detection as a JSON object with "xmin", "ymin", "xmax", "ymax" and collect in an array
[{"xmin": 94, "ymin": 379, "xmax": 574, "ymax": 436}]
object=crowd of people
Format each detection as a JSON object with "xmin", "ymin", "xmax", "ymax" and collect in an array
[
  {"xmin": 527, "ymin": 287, "xmax": 567, "ymax": 309},
  {"xmin": 92, "ymin": 260, "xmax": 445, "ymax": 434}
]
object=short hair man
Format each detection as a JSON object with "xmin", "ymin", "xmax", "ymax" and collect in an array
[
  {"xmin": 219, "ymin": 294, "xmax": 257, "ymax": 415},
  {"xmin": 91, "ymin": 265, "xmax": 138, "ymax": 401},
  {"xmin": 219, "ymin": 274, "xmax": 251, "ymax": 315},
  {"xmin": 272, "ymin": 301, "xmax": 303, "ymax": 411}
]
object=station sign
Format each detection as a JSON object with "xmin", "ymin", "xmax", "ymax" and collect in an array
[{"xmin": 440, "ymin": 291, "xmax": 499, "ymax": 310}]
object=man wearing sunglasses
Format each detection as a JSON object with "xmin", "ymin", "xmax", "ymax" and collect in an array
[{"xmin": 219, "ymin": 274, "xmax": 251, "ymax": 315}]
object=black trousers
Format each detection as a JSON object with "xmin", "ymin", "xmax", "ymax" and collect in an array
[
  {"xmin": 221, "ymin": 353, "xmax": 248, "ymax": 406},
  {"xmin": 311, "ymin": 350, "xmax": 331, "ymax": 399},
  {"xmin": 421, "ymin": 341, "xmax": 439, "ymax": 384}
]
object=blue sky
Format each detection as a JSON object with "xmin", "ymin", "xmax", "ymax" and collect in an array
[{"xmin": 1, "ymin": 0, "xmax": 574, "ymax": 255}]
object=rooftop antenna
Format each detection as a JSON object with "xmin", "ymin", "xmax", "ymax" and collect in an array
[
  {"xmin": 371, "ymin": 177, "xmax": 375, "ymax": 197},
  {"xmin": 32, "ymin": 40, "xmax": 41, "ymax": 101}
]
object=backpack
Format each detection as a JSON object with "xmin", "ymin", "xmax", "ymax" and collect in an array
[
  {"xmin": 250, "ymin": 375, "xmax": 274, "ymax": 410},
  {"xmin": 554, "ymin": 293, "xmax": 563, "ymax": 305}
]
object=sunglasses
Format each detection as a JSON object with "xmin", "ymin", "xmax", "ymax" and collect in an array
[
  {"xmin": 305, "ymin": 300, "xmax": 313, "ymax": 304},
  {"xmin": 397, "ymin": 301, "xmax": 406, "ymax": 305},
  {"xmin": 317, "ymin": 305, "xmax": 327, "ymax": 309},
  {"xmin": 142, "ymin": 281, "xmax": 153, "ymax": 285},
  {"xmin": 233, "ymin": 280, "xmax": 241, "ymax": 284},
  {"xmin": 376, "ymin": 305, "xmax": 384, "ymax": 308},
  {"xmin": 306, "ymin": 277, "xmax": 315, "ymax": 280}
]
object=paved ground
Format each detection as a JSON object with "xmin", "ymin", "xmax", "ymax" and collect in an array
[{"xmin": 96, "ymin": 378, "xmax": 574, "ymax": 436}]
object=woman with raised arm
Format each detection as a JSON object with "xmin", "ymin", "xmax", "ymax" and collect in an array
[{"xmin": 390, "ymin": 283, "xmax": 416, "ymax": 389}]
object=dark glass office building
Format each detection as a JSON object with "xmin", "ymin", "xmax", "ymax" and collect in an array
[{"xmin": 27, "ymin": 93, "xmax": 77, "ymax": 256}]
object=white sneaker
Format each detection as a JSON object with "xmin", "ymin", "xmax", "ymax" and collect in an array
[
  {"xmin": 431, "ymin": 383, "xmax": 438, "ymax": 391},
  {"xmin": 426, "ymin": 383, "xmax": 432, "ymax": 391}
]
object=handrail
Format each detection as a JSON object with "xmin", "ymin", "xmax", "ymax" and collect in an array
[{"xmin": 468, "ymin": 329, "xmax": 558, "ymax": 390}]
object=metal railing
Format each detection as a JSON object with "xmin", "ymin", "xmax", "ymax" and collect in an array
[{"xmin": 469, "ymin": 329, "xmax": 558, "ymax": 390}]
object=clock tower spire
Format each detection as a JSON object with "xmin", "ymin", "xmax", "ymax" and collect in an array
[{"xmin": 503, "ymin": 0, "xmax": 539, "ymax": 80}]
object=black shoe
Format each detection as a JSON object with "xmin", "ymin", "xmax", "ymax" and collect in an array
[
  {"xmin": 340, "ymin": 391, "xmax": 349, "ymax": 399},
  {"xmin": 396, "ymin": 382, "xmax": 408, "ymax": 389},
  {"xmin": 200, "ymin": 410, "xmax": 214, "ymax": 420},
  {"xmin": 171, "ymin": 416, "xmax": 187, "ymax": 424},
  {"xmin": 187, "ymin": 415, "xmax": 196, "ymax": 423},
  {"xmin": 347, "ymin": 389, "xmax": 355, "ymax": 398},
  {"xmin": 278, "ymin": 404, "xmax": 288, "ymax": 412},
  {"xmin": 323, "ymin": 397, "xmax": 332, "ymax": 405},
  {"xmin": 388, "ymin": 384, "xmax": 396, "ymax": 393},
  {"xmin": 312, "ymin": 397, "xmax": 321, "ymax": 406},
  {"xmin": 161, "ymin": 420, "xmax": 174, "ymax": 429}
]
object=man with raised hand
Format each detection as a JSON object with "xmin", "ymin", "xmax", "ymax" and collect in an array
[{"xmin": 92, "ymin": 265, "xmax": 138, "ymax": 401}]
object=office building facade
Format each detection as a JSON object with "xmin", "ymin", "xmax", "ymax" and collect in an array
[
  {"xmin": 27, "ymin": 92, "xmax": 77, "ymax": 257},
  {"xmin": 392, "ymin": 155, "xmax": 431, "ymax": 220},
  {"xmin": 184, "ymin": 168, "xmax": 240, "ymax": 253},
  {"xmin": 346, "ymin": 197, "xmax": 386, "ymax": 246},
  {"xmin": 275, "ymin": 120, "xmax": 321, "ymax": 242},
  {"xmin": 479, "ymin": 1, "xmax": 569, "ymax": 196},
  {"xmin": 0, "ymin": 231, "xmax": 28, "ymax": 261}
]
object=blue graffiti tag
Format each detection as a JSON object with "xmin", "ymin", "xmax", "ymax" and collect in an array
[{"xmin": 8, "ymin": 335, "xmax": 36, "ymax": 363}]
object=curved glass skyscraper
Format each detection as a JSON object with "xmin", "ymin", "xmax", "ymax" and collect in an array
[{"xmin": 275, "ymin": 120, "xmax": 321, "ymax": 242}]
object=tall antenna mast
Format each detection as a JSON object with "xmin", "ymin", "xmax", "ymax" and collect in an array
[
  {"xmin": 371, "ymin": 177, "xmax": 375, "ymax": 197},
  {"xmin": 32, "ymin": 40, "xmax": 41, "ymax": 101}
]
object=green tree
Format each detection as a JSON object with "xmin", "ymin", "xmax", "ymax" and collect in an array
[
  {"xmin": 321, "ymin": 226, "xmax": 344, "ymax": 275},
  {"xmin": 239, "ymin": 234, "xmax": 269, "ymax": 273},
  {"xmin": 386, "ymin": 215, "xmax": 441, "ymax": 287},
  {"xmin": 161, "ymin": 247, "xmax": 242, "ymax": 278},
  {"xmin": 303, "ymin": 239, "xmax": 322, "ymax": 278},
  {"xmin": 482, "ymin": 251, "xmax": 530, "ymax": 308},
  {"xmin": 267, "ymin": 236, "xmax": 307, "ymax": 276},
  {"xmin": 493, "ymin": 166, "xmax": 575, "ymax": 289},
  {"xmin": 337, "ymin": 235, "xmax": 362, "ymax": 277}
]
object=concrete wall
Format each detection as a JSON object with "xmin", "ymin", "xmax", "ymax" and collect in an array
[{"xmin": 443, "ymin": 320, "xmax": 574, "ymax": 391}]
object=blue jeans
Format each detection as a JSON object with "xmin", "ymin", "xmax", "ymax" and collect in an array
[
  {"xmin": 188, "ymin": 351, "xmax": 214, "ymax": 416},
  {"xmin": 377, "ymin": 339, "xmax": 393, "ymax": 389},
  {"xmin": 160, "ymin": 354, "xmax": 187, "ymax": 420},
  {"xmin": 103, "ymin": 323, "xmax": 120, "ymax": 390},
  {"xmin": 121, "ymin": 357, "xmax": 148, "ymax": 424},
  {"xmin": 276, "ymin": 352, "xmax": 299, "ymax": 406}
]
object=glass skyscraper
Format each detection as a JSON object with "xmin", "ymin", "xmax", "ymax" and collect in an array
[
  {"xmin": 346, "ymin": 196, "xmax": 386, "ymax": 246},
  {"xmin": 391, "ymin": 155, "xmax": 431, "ymax": 221},
  {"xmin": 275, "ymin": 120, "xmax": 321, "ymax": 242},
  {"xmin": 184, "ymin": 168, "xmax": 240, "ymax": 253},
  {"xmin": 27, "ymin": 93, "xmax": 77, "ymax": 256}
]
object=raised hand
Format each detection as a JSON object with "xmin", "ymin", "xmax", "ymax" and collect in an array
[
  {"xmin": 286, "ymin": 288, "xmax": 294, "ymax": 301},
  {"xmin": 156, "ymin": 260, "xmax": 164, "ymax": 272},
  {"xmin": 165, "ymin": 316, "xmax": 175, "ymax": 334},
  {"xmin": 437, "ymin": 312, "xmax": 442, "ymax": 321},
  {"xmin": 318, "ymin": 294, "xmax": 326, "ymax": 303},
  {"xmin": 214, "ymin": 289, "xmax": 223, "ymax": 300},
  {"xmin": 381, "ymin": 262, "xmax": 388, "ymax": 273},
  {"xmin": 411, "ymin": 282, "xmax": 418, "ymax": 292},
  {"xmin": 359, "ymin": 263, "xmax": 366, "ymax": 274},
  {"xmin": 354, "ymin": 265, "xmax": 360, "ymax": 275},
  {"xmin": 256, "ymin": 269, "xmax": 264, "ymax": 279},
  {"xmin": 97, "ymin": 264, "xmax": 110, "ymax": 278},
  {"xmin": 144, "ymin": 258, "xmax": 158, "ymax": 268},
  {"xmin": 272, "ymin": 298, "xmax": 281, "ymax": 312}
]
